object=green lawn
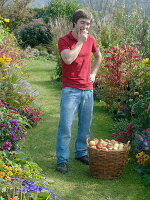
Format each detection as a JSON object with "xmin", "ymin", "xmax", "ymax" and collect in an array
[{"xmin": 21, "ymin": 59, "xmax": 150, "ymax": 200}]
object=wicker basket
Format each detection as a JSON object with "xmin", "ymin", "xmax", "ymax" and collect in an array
[{"xmin": 87, "ymin": 139, "xmax": 130, "ymax": 179}]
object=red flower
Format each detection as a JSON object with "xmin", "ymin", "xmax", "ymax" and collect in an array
[
  {"xmin": 11, "ymin": 120, "xmax": 16, "ymax": 123},
  {"xmin": 146, "ymin": 128, "xmax": 150, "ymax": 132},
  {"xmin": 7, "ymin": 114, "xmax": 13, "ymax": 117},
  {"xmin": 144, "ymin": 110, "xmax": 148, "ymax": 113},
  {"xmin": 3, "ymin": 102, "xmax": 8, "ymax": 105},
  {"xmin": 116, "ymin": 137, "xmax": 124, "ymax": 142},
  {"xmin": 14, "ymin": 111, "xmax": 18, "ymax": 114}
]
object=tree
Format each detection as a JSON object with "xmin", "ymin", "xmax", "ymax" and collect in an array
[{"xmin": 0, "ymin": 0, "xmax": 34, "ymax": 31}]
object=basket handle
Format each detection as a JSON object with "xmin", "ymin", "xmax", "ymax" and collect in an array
[
  {"xmin": 86, "ymin": 138, "xmax": 90, "ymax": 146},
  {"xmin": 124, "ymin": 140, "xmax": 130, "ymax": 150}
]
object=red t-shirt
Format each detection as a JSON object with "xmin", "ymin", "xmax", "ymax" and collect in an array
[{"xmin": 58, "ymin": 31, "xmax": 99, "ymax": 90}]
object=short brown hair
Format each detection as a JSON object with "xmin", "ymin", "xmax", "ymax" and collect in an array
[{"xmin": 72, "ymin": 9, "xmax": 93, "ymax": 27}]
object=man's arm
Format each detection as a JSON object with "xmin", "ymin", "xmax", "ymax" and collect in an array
[
  {"xmin": 90, "ymin": 50, "xmax": 102, "ymax": 83},
  {"xmin": 60, "ymin": 31, "xmax": 88, "ymax": 65},
  {"xmin": 60, "ymin": 41, "xmax": 83, "ymax": 65}
]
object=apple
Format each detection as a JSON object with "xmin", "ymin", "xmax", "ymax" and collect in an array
[
  {"xmin": 91, "ymin": 146, "xmax": 97, "ymax": 149},
  {"xmin": 93, "ymin": 138, "xmax": 99, "ymax": 145},
  {"xmin": 96, "ymin": 143, "xmax": 103, "ymax": 150},
  {"xmin": 102, "ymin": 147, "xmax": 108, "ymax": 151},
  {"xmin": 105, "ymin": 139, "xmax": 110, "ymax": 143},
  {"xmin": 88, "ymin": 140, "xmax": 96, "ymax": 146}
]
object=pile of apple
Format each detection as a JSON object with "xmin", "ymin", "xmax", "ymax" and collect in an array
[{"xmin": 88, "ymin": 138, "xmax": 125, "ymax": 151}]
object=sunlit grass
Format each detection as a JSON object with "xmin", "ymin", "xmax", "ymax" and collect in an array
[{"xmin": 21, "ymin": 59, "xmax": 150, "ymax": 200}]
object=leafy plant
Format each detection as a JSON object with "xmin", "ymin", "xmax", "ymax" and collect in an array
[
  {"xmin": 95, "ymin": 44, "xmax": 149, "ymax": 107},
  {"xmin": 135, "ymin": 151, "xmax": 150, "ymax": 186},
  {"xmin": 15, "ymin": 18, "xmax": 52, "ymax": 48},
  {"xmin": 38, "ymin": 0, "xmax": 80, "ymax": 23},
  {"xmin": 0, "ymin": 101, "xmax": 30, "ymax": 151},
  {"xmin": 0, "ymin": 151, "xmax": 56, "ymax": 199},
  {"xmin": 111, "ymin": 121, "xmax": 134, "ymax": 143},
  {"xmin": 21, "ymin": 107, "xmax": 45, "ymax": 127}
]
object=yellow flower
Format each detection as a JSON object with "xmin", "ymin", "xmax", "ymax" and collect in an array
[
  {"xmin": 0, "ymin": 56, "xmax": 12, "ymax": 63},
  {"xmin": 137, "ymin": 159, "xmax": 144, "ymax": 165},
  {"xmin": 143, "ymin": 154, "xmax": 150, "ymax": 159},
  {"xmin": 0, "ymin": 171, "xmax": 5, "ymax": 178},
  {"xmin": 136, "ymin": 152, "xmax": 145, "ymax": 158},
  {"xmin": 5, "ymin": 176, "xmax": 11, "ymax": 181},
  {"xmin": 143, "ymin": 58, "xmax": 149, "ymax": 63},
  {"xmin": 2, "ymin": 69, "xmax": 7, "ymax": 71},
  {"xmin": 0, "ymin": 20, "xmax": 3, "ymax": 23},
  {"xmin": 15, "ymin": 169, "xmax": 22, "ymax": 175},
  {"xmin": 2, "ymin": 164, "xmax": 7, "ymax": 168},
  {"xmin": 6, "ymin": 166, "xmax": 12, "ymax": 171},
  {"xmin": 4, "ymin": 18, "xmax": 10, "ymax": 23},
  {"xmin": 14, "ymin": 65, "xmax": 22, "ymax": 68},
  {"xmin": 2, "ymin": 76, "xmax": 8, "ymax": 79},
  {"xmin": 8, "ymin": 171, "xmax": 13, "ymax": 176}
]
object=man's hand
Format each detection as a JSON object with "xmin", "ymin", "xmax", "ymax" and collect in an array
[
  {"xmin": 90, "ymin": 73, "xmax": 96, "ymax": 84},
  {"xmin": 77, "ymin": 30, "xmax": 88, "ymax": 43}
]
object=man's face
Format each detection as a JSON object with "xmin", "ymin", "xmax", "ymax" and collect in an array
[{"xmin": 74, "ymin": 18, "xmax": 91, "ymax": 34}]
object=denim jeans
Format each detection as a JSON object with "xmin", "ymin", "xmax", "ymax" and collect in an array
[{"xmin": 56, "ymin": 87, "xmax": 93, "ymax": 164}]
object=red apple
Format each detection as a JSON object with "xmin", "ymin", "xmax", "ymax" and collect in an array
[{"xmin": 96, "ymin": 143, "xmax": 103, "ymax": 149}]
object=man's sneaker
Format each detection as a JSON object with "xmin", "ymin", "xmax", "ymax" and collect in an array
[
  {"xmin": 56, "ymin": 163, "xmax": 68, "ymax": 173},
  {"xmin": 75, "ymin": 155, "xmax": 89, "ymax": 165}
]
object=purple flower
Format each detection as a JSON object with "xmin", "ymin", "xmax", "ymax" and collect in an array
[
  {"xmin": 22, "ymin": 137, "xmax": 26, "ymax": 142},
  {"xmin": 10, "ymin": 133, "xmax": 17, "ymax": 141},
  {"xmin": 23, "ymin": 130, "xmax": 28, "ymax": 134},
  {"xmin": 17, "ymin": 180, "xmax": 56, "ymax": 197},
  {"xmin": 0, "ymin": 124, "xmax": 6, "ymax": 128},
  {"xmin": 2, "ymin": 141, "xmax": 12, "ymax": 150}
]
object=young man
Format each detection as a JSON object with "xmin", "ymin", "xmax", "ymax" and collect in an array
[{"xmin": 56, "ymin": 9, "xmax": 102, "ymax": 173}]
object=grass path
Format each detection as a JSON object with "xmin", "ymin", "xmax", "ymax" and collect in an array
[{"xmin": 21, "ymin": 59, "xmax": 150, "ymax": 200}]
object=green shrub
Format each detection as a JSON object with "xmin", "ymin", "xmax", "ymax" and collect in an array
[
  {"xmin": 93, "ymin": 6, "xmax": 150, "ymax": 58},
  {"xmin": 15, "ymin": 18, "xmax": 52, "ymax": 48},
  {"xmin": 38, "ymin": 0, "xmax": 80, "ymax": 23}
]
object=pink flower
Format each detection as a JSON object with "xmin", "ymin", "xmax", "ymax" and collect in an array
[{"xmin": 2, "ymin": 141, "xmax": 12, "ymax": 150}]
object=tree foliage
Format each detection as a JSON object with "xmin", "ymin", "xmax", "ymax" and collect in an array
[{"xmin": 0, "ymin": 0, "xmax": 34, "ymax": 31}]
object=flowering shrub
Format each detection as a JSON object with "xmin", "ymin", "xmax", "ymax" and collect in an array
[
  {"xmin": 0, "ymin": 26, "xmax": 34, "ymax": 108},
  {"xmin": 133, "ymin": 128, "xmax": 150, "ymax": 155},
  {"xmin": 0, "ymin": 101, "xmax": 30, "ymax": 151},
  {"xmin": 135, "ymin": 151, "xmax": 150, "ymax": 186},
  {"xmin": 0, "ymin": 33, "xmax": 39, "ymax": 108},
  {"xmin": 111, "ymin": 121, "xmax": 134, "ymax": 143},
  {"xmin": 21, "ymin": 107, "xmax": 45, "ymax": 126},
  {"xmin": 116, "ymin": 91, "xmax": 150, "ymax": 130},
  {"xmin": 95, "ymin": 44, "xmax": 149, "ymax": 107},
  {"xmin": 15, "ymin": 18, "xmax": 52, "ymax": 48},
  {"xmin": 0, "ymin": 151, "xmax": 56, "ymax": 199}
]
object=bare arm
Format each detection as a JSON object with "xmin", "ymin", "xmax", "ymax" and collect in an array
[
  {"xmin": 60, "ymin": 31, "xmax": 88, "ymax": 65},
  {"xmin": 90, "ymin": 50, "xmax": 102, "ymax": 83}
]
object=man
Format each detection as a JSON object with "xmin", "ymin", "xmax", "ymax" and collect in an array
[{"xmin": 56, "ymin": 9, "xmax": 102, "ymax": 173}]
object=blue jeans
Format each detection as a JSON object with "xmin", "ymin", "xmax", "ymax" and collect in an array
[{"xmin": 56, "ymin": 87, "xmax": 93, "ymax": 164}]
